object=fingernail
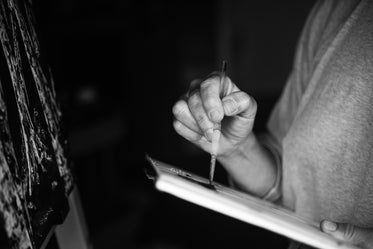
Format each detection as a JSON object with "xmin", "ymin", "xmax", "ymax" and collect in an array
[
  {"xmin": 223, "ymin": 99, "xmax": 237, "ymax": 115},
  {"xmin": 323, "ymin": 220, "xmax": 337, "ymax": 232},
  {"xmin": 205, "ymin": 128, "xmax": 213, "ymax": 142},
  {"xmin": 209, "ymin": 110, "xmax": 221, "ymax": 122}
]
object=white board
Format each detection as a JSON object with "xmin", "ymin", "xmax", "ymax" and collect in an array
[{"xmin": 146, "ymin": 156, "xmax": 358, "ymax": 249}]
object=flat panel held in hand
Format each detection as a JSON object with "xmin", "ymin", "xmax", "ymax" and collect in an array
[{"xmin": 146, "ymin": 156, "xmax": 358, "ymax": 249}]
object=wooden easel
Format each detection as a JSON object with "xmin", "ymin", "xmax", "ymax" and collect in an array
[
  {"xmin": 52, "ymin": 188, "xmax": 92, "ymax": 249},
  {"xmin": 41, "ymin": 189, "xmax": 93, "ymax": 249}
]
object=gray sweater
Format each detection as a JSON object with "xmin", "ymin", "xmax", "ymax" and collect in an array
[{"xmin": 267, "ymin": 0, "xmax": 373, "ymax": 229}]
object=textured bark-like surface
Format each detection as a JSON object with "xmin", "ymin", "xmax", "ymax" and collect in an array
[{"xmin": 0, "ymin": 0, "xmax": 73, "ymax": 248}]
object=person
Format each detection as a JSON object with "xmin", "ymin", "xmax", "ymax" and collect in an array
[{"xmin": 172, "ymin": 0, "xmax": 373, "ymax": 248}]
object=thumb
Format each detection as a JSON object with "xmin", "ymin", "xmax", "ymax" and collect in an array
[
  {"xmin": 222, "ymin": 91, "xmax": 257, "ymax": 120},
  {"xmin": 320, "ymin": 220, "xmax": 373, "ymax": 248},
  {"xmin": 221, "ymin": 91, "xmax": 257, "ymax": 140}
]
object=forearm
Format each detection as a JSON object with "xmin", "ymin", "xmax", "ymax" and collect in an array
[{"xmin": 218, "ymin": 133, "xmax": 278, "ymax": 197}]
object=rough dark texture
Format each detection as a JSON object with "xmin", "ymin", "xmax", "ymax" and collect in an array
[{"xmin": 0, "ymin": 0, "xmax": 73, "ymax": 248}]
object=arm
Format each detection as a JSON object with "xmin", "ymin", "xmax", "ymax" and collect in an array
[{"xmin": 219, "ymin": 133, "xmax": 279, "ymax": 199}]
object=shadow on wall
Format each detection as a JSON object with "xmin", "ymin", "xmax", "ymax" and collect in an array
[{"xmin": 35, "ymin": 1, "xmax": 316, "ymax": 248}]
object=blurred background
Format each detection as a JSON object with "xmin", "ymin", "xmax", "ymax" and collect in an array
[{"xmin": 32, "ymin": 0, "xmax": 316, "ymax": 248}]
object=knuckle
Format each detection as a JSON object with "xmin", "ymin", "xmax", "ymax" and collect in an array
[
  {"xmin": 206, "ymin": 71, "xmax": 221, "ymax": 80},
  {"xmin": 188, "ymin": 88, "xmax": 199, "ymax": 98},
  {"xmin": 188, "ymin": 93, "xmax": 201, "ymax": 110},
  {"xmin": 195, "ymin": 114, "xmax": 207, "ymax": 125},
  {"xmin": 200, "ymin": 78, "xmax": 215, "ymax": 90},
  {"xmin": 195, "ymin": 115, "xmax": 211, "ymax": 130},
  {"xmin": 343, "ymin": 224, "xmax": 356, "ymax": 241},
  {"xmin": 189, "ymin": 89, "xmax": 200, "ymax": 99},
  {"xmin": 225, "ymin": 76, "xmax": 233, "ymax": 84},
  {"xmin": 204, "ymin": 97, "xmax": 217, "ymax": 108}
]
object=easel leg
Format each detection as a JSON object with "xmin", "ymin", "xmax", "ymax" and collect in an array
[{"xmin": 55, "ymin": 187, "xmax": 92, "ymax": 249}]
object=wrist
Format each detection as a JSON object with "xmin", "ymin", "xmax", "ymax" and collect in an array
[{"xmin": 218, "ymin": 133, "xmax": 278, "ymax": 197}]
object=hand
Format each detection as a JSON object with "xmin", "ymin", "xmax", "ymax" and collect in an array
[
  {"xmin": 172, "ymin": 73, "xmax": 257, "ymax": 157},
  {"xmin": 172, "ymin": 73, "xmax": 277, "ymax": 196},
  {"xmin": 320, "ymin": 220, "xmax": 373, "ymax": 249}
]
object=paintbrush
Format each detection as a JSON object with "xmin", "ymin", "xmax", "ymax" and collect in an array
[{"xmin": 209, "ymin": 60, "xmax": 227, "ymax": 185}]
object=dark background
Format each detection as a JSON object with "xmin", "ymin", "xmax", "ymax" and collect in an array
[{"xmin": 33, "ymin": 1, "xmax": 315, "ymax": 248}]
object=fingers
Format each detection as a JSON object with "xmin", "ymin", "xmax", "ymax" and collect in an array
[
  {"xmin": 173, "ymin": 120, "xmax": 209, "ymax": 148},
  {"xmin": 188, "ymin": 91, "xmax": 214, "ymax": 141},
  {"xmin": 200, "ymin": 76, "xmax": 224, "ymax": 123},
  {"xmin": 320, "ymin": 220, "xmax": 373, "ymax": 247},
  {"xmin": 222, "ymin": 91, "xmax": 257, "ymax": 120},
  {"xmin": 174, "ymin": 75, "xmax": 250, "ymax": 144},
  {"xmin": 172, "ymin": 99, "xmax": 201, "ymax": 134},
  {"xmin": 187, "ymin": 79, "xmax": 201, "ymax": 97}
]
